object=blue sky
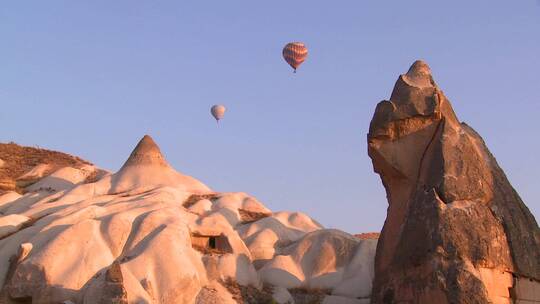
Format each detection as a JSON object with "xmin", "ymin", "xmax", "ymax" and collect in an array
[{"xmin": 1, "ymin": 1, "xmax": 539, "ymax": 233}]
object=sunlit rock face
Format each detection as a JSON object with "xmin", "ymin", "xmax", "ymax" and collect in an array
[
  {"xmin": 0, "ymin": 135, "xmax": 377, "ymax": 303},
  {"xmin": 368, "ymin": 60, "xmax": 540, "ymax": 303}
]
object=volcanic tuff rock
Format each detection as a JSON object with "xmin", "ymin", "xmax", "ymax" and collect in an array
[
  {"xmin": 0, "ymin": 135, "xmax": 377, "ymax": 303},
  {"xmin": 0, "ymin": 142, "xmax": 95, "ymax": 194},
  {"xmin": 368, "ymin": 60, "xmax": 540, "ymax": 303},
  {"xmin": 121, "ymin": 135, "xmax": 169, "ymax": 168},
  {"xmin": 109, "ymin": 135, "xmax": 210, "ymax": 194}
]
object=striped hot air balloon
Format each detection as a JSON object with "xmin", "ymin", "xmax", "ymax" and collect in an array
[{"xmin": 282, "ymin": 42, "xmax": 308, "ymax": 73}]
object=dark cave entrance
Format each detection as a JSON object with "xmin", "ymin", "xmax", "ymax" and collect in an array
[
  {"xmin": 208, "ymin": 236, "xmax": 216, "ymax": 249},
  {"xmin": 191, "ymin": 232, "xmax": 233, "ymax": 254}
]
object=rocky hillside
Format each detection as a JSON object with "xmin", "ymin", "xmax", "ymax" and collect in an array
[
  {"xmin": 0, "ymin": 142, "xmax": 94, "ymax": 193},
  {"xmin": 368, "ymin": 61, "xmax": 540, "ymax": 303},
  {"xmin": 0, "ymin": 135, "xmax": 377, "ymax": 304}
]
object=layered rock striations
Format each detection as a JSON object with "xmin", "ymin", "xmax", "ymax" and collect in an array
[{"xmin": 368, "ymin": 60, "xmax": 540, "ymax": 303}]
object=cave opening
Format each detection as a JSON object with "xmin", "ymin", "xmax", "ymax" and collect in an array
[{"xmin": 208, "ymin": 236, "xmax": 216, "ymax": 249}]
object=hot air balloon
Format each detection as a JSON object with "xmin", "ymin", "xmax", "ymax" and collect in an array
[
  {"xmin": 211, "ymin": 105, "xmax": 226, "ymax": 124},
  {"xmin": 282, "ymin": 42, "xmax": 308, "ymax": 73}
]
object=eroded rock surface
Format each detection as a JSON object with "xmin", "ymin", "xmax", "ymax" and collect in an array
[
  {"xmin": 368, "ymin": 60, "xmax": 540, "ymax": 303},
  {"xmin": 0, "ymin": 142, "xmax": 94, "ymax": 194},
  {"xmin": 0, "ymin": 135, "xmax": 377, "ymax": 303}
]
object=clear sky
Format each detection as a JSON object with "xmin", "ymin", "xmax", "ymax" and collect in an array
[{"xmin": 1, "ymin": 1, "xmax": 539, "ymax": 233}]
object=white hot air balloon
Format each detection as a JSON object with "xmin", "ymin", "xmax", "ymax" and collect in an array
[{"xmin": 211, "ymin": 105, "xmax": 226, "ymax": 124}]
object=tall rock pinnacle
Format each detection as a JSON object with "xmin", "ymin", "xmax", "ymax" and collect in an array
[
  {"xmin": 110, "ymin": 135, "xmax": 211, "ymax": 194},
  {"xmin": 121, "ymin": 135, "xmax": 168, "ymax": 168},
  {"xmin": 368, "ymin": 61, "xmax": 540, "ymax": 303}
]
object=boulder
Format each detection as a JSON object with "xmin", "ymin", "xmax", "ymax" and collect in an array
[{"xmin": 368, "ymin": 60, "xmax": 540, "ymax": 303}]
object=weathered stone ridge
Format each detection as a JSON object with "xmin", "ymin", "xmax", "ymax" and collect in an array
[
  {"xmin": 0, "ymin": 135, "xmax": 379, "ymax": 303},
  {"xmin": 368, "ymin": 60, "xmax": 540, "ymax": 303}
]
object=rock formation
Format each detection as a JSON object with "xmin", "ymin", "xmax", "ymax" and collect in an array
[
  {"xmin": 368, "ymin": 60, "xmax": 540, "ymax": 303},
  {"xmin": 0, "ymin": 142, "xmax": 95, "ymax": 194},
  {"xmin": 108, "ymin": 134, "xmax": 210, "ymax": 194},
  {"xmin": 0, "ymin": 135, "xmax": 377, "ymax": 303}
]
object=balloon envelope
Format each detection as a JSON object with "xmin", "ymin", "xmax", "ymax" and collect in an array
[
  {"xmin": 211, "ymin": 105, "xmax": 226, "ymax": 121},
  {"xmin": 282, "ymin": 42, "xmax": 308, "ymax": 72}
]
